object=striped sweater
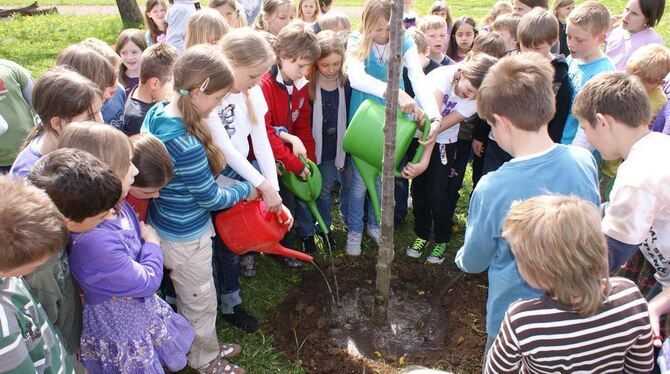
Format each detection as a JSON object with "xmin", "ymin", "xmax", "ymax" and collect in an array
[
  {"xmin": 142, "ymin": 102, "xmax": 253, "ymax": 242},
  {"xmin": 485, "ymin": 277, "xmax": 654, "ymax": 373}
]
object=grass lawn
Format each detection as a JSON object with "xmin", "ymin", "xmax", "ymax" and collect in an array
[{"xmin": 1, "ymin": 0, "xmax": 668, "ymax": 371}]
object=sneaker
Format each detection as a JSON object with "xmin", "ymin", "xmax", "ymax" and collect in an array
[
  {"xmin": 346, "ymin": 232, "xmax": 362, "ymax": 256},
  {"xmin": 427, "ymin": 242, "xmax": 447, "ymax": 264},
  {"xmin": 221, "ymin": 305, "xmax": 260, "ymax": 333},
  {"xmin": 366, "ymin": 226, "xmax": 381, "ymax": 244},
  {"xmin": 301, "ymin": 236, "xmax": 317, "ymax": 254},
  {"xmin": 240, "ymin": 254, "xmax": 256, "ymax": 277},
  {"xmin": 406, "ymin": 237, "xmax": 429, "ymax": 258}
]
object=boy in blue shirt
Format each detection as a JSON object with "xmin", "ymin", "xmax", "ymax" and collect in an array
[
  {"xmin": 454, "ymin": 54, "xmax": 600, "ymax": 356},
  {"xmin": 560, "ymin": 0, "xmax": 615, "ymax": 145}
]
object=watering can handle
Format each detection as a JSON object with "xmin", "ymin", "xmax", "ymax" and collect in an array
[
  {"xmin": 278, "ymin": 209, "xmax": 290, "ymax": 225},
  {"xmin": 410, "ymin": 117, "xmax": 431, "ymax": 164}
]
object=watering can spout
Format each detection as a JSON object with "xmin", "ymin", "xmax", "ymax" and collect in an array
[{"xmin": 270, "ymin": 243, "xmax": 314, "ymax": 262}]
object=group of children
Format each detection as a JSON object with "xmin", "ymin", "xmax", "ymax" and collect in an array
[{"xmin": 1, "ymin": 0, "xmax": 670, "ymax": 372}]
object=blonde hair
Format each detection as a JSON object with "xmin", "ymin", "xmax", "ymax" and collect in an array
[
  {"xmin": 209, "ymin": 0, "xmax": 247, "ymax": 28},
  {"xmin": 80, "ymin": 38, "xmax": 121, "ymax": 68},
  {"xmin": 503, "ymin": 195, "xmax": 610, "ymax": 317},
  {"xmin": 297, "ymin": 0, "xmax": 321, "ymax": 22},
  {"xmin": 57, "ymin": 122, "xmax": 132, "ymax": 179},
  {"xmin": 492, "ymin": 14, "xmax": 521, "ymax": 40},
  {"xmin": 309, "ymin": 30, "xmax": 347, "ymax": 100},
  {"xmin": 573, "ymin": 71, "xmax": 651, "ymax": 129},
  {"xmin": 114, "ymin": 29, "xmax": 148, "ymax": 87},
  {"xmin": 471, "ymin": 33, "xmax": 506, "ymax": 58},
  {"xmin": 318, "ymin": 10, "xmax": 351, "ymax": 32},
  {"xmin": 419, "ymin": 15, "xmax": 449, "ymax": 33},
  {"xmin": 56, "ymin": 44, "xmax": 116, "ymax": 92},
  {"xmin": 477, "ymin": 53, "xmax": 556, "ymax": 131},
  {"xmin": 184, "ymin": 8, "xmax": 230, "ymax": 49},
  {"xmin": 351, "ymin": 0, "xmax": 392, "ymax": 62},
  {"xmin": 552, "ymin": 0, "xmax": 575, "ymax": 20},
  {"xmin": 566, "ymin": 0, "xmax": 611, "ymax": 36},
  {"xmin": 626, "ymin": 44, "xmax": 670, "ymax": 83},
  {"xmin": 173, "ymin": 45, "xmax": 233, "ymax": 175},
  {"xmin": 429, "ymin": 1, "xmax": 453, "ymax": 29},
  {"xmin": 457, "ymin": 52, "xmax": 498, "ymax": 90},
  {"xmin": 254, "ymin": 0, "xmax": 293, "ymax": 33},
  {"xmin": 517, "ymin": 7, "xmax": 560, "ymax": 49},
  {"xmin": 220, "ymin": 28, "xmax": 275, "ymax": 125},
  {"xmin": 482, "ymin": 1, "xmax": 513, "ymax": 27}
]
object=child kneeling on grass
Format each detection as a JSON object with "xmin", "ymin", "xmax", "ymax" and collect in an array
[{"xmin": 485, "ymin": 195, "xmax": 654, "ymax": 373}]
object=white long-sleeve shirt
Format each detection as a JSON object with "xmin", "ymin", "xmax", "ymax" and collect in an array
[{"xmin": 207, "ymin": 86, "xmax": 279, "ymax": 190}]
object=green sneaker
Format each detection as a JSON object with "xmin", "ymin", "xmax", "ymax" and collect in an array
[
  {"xmin": 406, "ymin": 237, "xmax": 429, "ymax": 258},
  {"xmin": 427, "ymin": 243, "xmax": 446, "ymax": 264}
]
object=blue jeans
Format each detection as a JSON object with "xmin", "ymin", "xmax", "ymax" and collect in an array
[
  {"xmin": 280, "ymin": 186, "xmax": 315, "ymax": 238},
  {"xmin": 211, "ymin": 230, "xmax": 242, "ymax": 314},
  {"xmin": 316, "ymin": 159, "xmax": 344, "ymax": 229},
  {"xmin": 338, "ymin": 156, "xmax": 352, "ymax": 222},
  {"xmin": 346, "ymin": 161, "xmax": 380, "ymax": 234}
]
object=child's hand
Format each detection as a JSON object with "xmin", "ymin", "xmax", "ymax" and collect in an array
[
  {"xmin": 424, "ymin": 120, "xmax": 441, "ymax": 146},
  {"xmin": 277, "ymin": 204, "xmax": 294, "ymax": 230},
  {"xmin": 290, "ymin": 137, "xmax": 307, "ymax": 157},
  {"xmin": 401, "ymin": 161, "xmax": 428, "ymax": 179},
  {"xmin": 298, "ymin": 165, "xmax": 311, "ymax": 180},
  {"xmin": 140, "ymin": 222, "xmax": 160, "ymax": 245},
  {"xmin": 258, "ymin": 181, "xmax": 283, "ymax": 213},
  {"xmin": 246, "ymin": 188, "xmax": 259, "ymax": 201},
  {"xmin": 398, "ymin": 91, "xmax": 417, "ymax": 114},
  {"xmin": 472, "ymin": 139, "xmax": 485, "ymax": 157}
]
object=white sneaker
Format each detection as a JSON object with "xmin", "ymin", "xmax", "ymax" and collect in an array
[
  {"xmin": 346, "ymin": 232, "xmax": 362, "ymax": 256},
  {"xmin": 366, "ymin": 226, "xmax": 381, "ymax": 244}
]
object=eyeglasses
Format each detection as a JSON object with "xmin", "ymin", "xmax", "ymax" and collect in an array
[{"xmin": 218, "ymin": 103, "xmax": 236, "ymax": 136}]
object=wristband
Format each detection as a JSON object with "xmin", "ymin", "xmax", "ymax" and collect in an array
[{"xmin": 273, "ymin": 126, "xmax": 288, "ymax": 136}]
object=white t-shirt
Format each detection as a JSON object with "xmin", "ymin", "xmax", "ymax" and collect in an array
[
  {"xmin": 426, "ymin": 65, "xmax": 477, "ymax": 144},
  {"xmin": 207, "ymin": 86, "xmax": 279, "ymax": 190},
  {"xmin": 603, "ymin": 132, "xmax": 670, "ymax": 286}
]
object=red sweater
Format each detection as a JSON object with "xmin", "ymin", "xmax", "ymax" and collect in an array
[{"xmin": 259, "ymin": 66, "xmax": 316, "ymax": 174}]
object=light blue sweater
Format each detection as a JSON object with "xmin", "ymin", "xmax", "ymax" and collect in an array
[{"xmin": 455, "ymin": 144, "xmax": 600, "ymax": 337}]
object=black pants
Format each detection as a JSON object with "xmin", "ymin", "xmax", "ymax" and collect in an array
[
  {"xmin": 411, "ymin": 142, "xmax": 464, "ymax": 244},
  {"xmin": 483, "ymin": 139, "xmax": 512, "ymax": 175}
]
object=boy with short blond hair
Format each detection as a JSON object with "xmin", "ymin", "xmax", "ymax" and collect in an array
[
  {"xmin": 485, "ymin": 195, "xmax": 654, "ymax": 373},
  {"xmin": 627, "ymin": 44, "xmax": 670, "ymax": 114},
  {"xmin": 561, "ymin": 0, "xmax": 615, "ymax": 145},
  {"xmin": 0, "ymin": 176, "xmax": 74, "ymax": 372},
  {"xmin": 123, "ymin": 43, "xmax": 180, "ymax": 136},
  {"xmin": 455, "ymin": 54, "xmax": 600, "ymax": 356},
  {"xmin": 260, "ymin": 20, "xmax": 320, "ymax": 262},
  {"xmin": 491, "ymin": 14, "xmax": 521, "ymax": 55},
  {"xmin": 418, "ymin": 15, "xmax": 453, "ymax": 65}
]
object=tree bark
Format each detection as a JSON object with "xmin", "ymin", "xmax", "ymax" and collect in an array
[
  {"xmin": 372, "ymin": 0, "xmax": 403, "ymax": 323},
  {"xmin": 115, "ymin": 0, "xmax": 144, "ymax": 29}
]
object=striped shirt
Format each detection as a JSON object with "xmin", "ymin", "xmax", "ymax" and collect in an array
[
  {"xmin": 146, "ymin": 133, "xmax": 253, "ymax": 242},
  {"xmin": 485, "ymin": 277, "xmax": 654, "ymax": 374},
  {"xmin": 0, "ymin": 277, "xmax": 74, "ymax": 373}
]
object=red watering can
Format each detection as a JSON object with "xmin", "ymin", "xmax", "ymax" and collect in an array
[{"xmin": 214, "ymin": 200, "xmax": 313, "ymax": 262}]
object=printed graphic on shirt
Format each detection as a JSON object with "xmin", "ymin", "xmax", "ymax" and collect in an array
[
  {"xmin": 441, "ymin": 94, "xmax": 457, "ymax": 117},
  {"xmin": 218, "ymin": 103, "xmax": 236, "ymax": 136},
  {"xmin": 0, "ymin": 78, "xmax": 6, "ymax": 100},
  {"xmin": 641, "ymin": 228, "xmax": 667, "ymax": 280}
]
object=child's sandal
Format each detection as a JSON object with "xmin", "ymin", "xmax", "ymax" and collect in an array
[
  {"xmin": 219, "ymin": 342, "xmax": 241, "ymax": 358},
  {"xmin": 203, "ymin": 357, "xmax": 245, "ymax": 374}
]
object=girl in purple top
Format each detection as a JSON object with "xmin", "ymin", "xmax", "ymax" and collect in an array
[
  {"xmin": 605, "ymin": 0, "xmax": 665, "ymax": 71},
  {"xmin": 10, "ymin": 67, "xmax": 103, "ymax": 177},
  {"xmin": 61, "ymin": 124, "xmax": 196, "ymax": 373}
]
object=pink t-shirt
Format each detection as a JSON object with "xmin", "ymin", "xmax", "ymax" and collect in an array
[{"xmin": 605, "ymin": 27, "xmax": 664, "ymax": 71}]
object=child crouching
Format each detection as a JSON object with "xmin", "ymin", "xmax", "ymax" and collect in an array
[{"xmin": 485, "ymin": 195, "xmax": 654, "ymax": 373}]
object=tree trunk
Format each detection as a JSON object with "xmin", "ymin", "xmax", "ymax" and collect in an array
[
  {"xmin": 372, "ymin": 0, "xmax": 403, "ymax": 323},
  {"xmin": 115, "ymin": 0, "xmax": 144, "ymax": 29}
]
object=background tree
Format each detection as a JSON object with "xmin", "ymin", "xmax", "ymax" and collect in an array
[{"xmin": 115, "ymin": 0, "xmax": 144, "ymax": 28}]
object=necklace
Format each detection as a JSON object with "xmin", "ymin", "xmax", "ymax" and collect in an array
[{"xmin": 373, "ymin": 43, "xmax": 388, "ymax": 64}]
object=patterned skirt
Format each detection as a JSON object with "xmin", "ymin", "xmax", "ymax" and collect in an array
[{"xmin": 80, "ymin": 294, "xmax": 195, "ymax": 373}]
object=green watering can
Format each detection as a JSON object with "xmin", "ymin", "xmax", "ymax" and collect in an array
[
  {"xmin": 280, "ymin": 155, "xmax": 329, "ymax": 235},
  {"xmin": 342, "ymin": 99, "xmax": 429, "ymax": 222}
]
